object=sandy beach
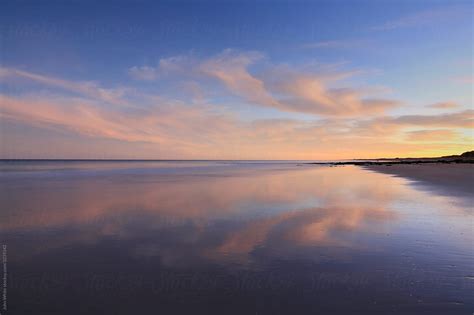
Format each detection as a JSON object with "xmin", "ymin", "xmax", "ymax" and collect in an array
[{"xmin": 364, "ymin": 163, "xmax": 474, "ymax": 198}]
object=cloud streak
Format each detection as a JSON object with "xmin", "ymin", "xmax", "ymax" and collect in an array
[
  {"xmin": 405, "ymin": 129, "xmax": 458, "ymax": 142},
  {"xmin": 427, "ymin": 101, "xmax": 460, "ymax": 109},
  {"xmin": 1, "ymin": 61, "xmax": 471, "ymax": 159},
  {"xmin": 0, "ymin": 67, "xmax": 129, "ymax": 105},
  {"xmin": 197, "ymin": 50, "xmax": 399, "ymax": 117},
  {"xmin": 302, "ymin": 39, "xmax": 369, "ymax": 49},
  {"xmin": 372, "ymin": 6, "xmax": 466, "ymax": 31},
  {"xmin": 199, "ymin": 50, "xmax": 281, "ymax": 109},
  {"xmin": 128, "ymin": 66, "xmax": 159, "ymax": 81},
  {"xmin": 1, "ymin": 93, "xmax": 471, "ymax": 159}
]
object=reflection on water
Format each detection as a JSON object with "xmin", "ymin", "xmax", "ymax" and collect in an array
[{"xmin": 1, "ymin": 161, "xmax": 473, "ymax": 314}]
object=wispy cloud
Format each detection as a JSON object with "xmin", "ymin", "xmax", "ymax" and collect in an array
[
  {"xmin": 0, "ymin": 93, "xmax": 239, "ymax": 156},
  {"xmin": 393, "ymin": 110, "xmax": 473, "ymax": 128},
  {"xmin": 451, "ymin": 75, "xmax": 474, "ymax": 84},
  {"xmin": 128, "ymin": 55, "xmax": 192, "ymax": 81},
  {"xmin": 354, "ymin": 110, "xmax": 474, "ymax": 138},
  {"xmin": 129, "ymin": 50, "xmax": 398, "ymax": 117},
  {"xmin": 128, "ymin": 66, "xmax": 159, "ymax": 81},
  {"xmin": 426, "ymin": 101, "xmax": 460, "ymax": 109},
  {"xmin": 0, "ymin": 67, "xmax": 130, "ymax": 105},
  {"xmin": 372, "ymin": 6, "xmax": 466, "ymax": 31},
  {"xmin": 302, "ymin": 39, "xmax": 369, "ymax": 49},
  {"xmin": 197, "ymin": 50, "xmax": 399, "ymax": 117},
  {"xmin": 1, "ymin": 91, "xmax": 471, "ymax": 159},
  {"xmin": 263, "ymin": 66, "xmax": 399, "ymax": 117},
  {"xmin": 198, "ymin": 50, "xmax": 280, "ymax": 109},
  {"xmin": 405, "ymin": 129, "xmax": 457, "ymax": 142},
  {"xmin": 1, "ymin": 58, "xmax": 472, "ymax": 159}
]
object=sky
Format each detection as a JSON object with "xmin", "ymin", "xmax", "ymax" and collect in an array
[{"xmin": 0, "ymin": 0, "xmax": 472, "ymax": 159}]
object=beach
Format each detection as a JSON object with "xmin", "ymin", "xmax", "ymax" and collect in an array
[
  {"xmin": 2, "ymin": 1, "xmax": 472, "ymax": 313},
  {"xmin": 1, "ymin": 161, "xmax": 473, "ymax": 314},
  {"xmin": 364, "ymin": 163, "xmax": 474, "ymax": 198}
]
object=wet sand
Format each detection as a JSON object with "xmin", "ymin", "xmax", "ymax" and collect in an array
[
  {"xmin": 2, "ymin": 161, "xmax": 473, "ymax": 314},
  {"xmin": 364, "ymin": 163, "xmax": 474, "ymax": 198}
]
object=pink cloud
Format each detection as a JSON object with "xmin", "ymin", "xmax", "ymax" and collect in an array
[
  {"xmin": 405, "ymin": 129, "xmax": 458, "ymax": 142},
  {"xmin": 372, "ymin": 6, "xmax": 466, "ymax": 31},
  {"xmin": 0, "ymin": 67, "xmax": 129, "ymax": 105},
  {"xmin": 451, "ymin": 75, "xmax": 474, "ymax": 84},
  {"xmin": 426, "ymin": 101, "xmax": 460, "ymax": 109},
  {"xmin": 354, "ymin": 110, "xmax": 474, "ymax": 138},
  {"xmin": 198, "ymin": 51, "xmax": 399, "ymax": 117},
  {"xmin": 1, "ymin": 64, "xmax": 472, "ymax": 159},
  {"xmin": 199, "ymin": 50, "xmax": 280, "ymax": 108},
  {"xmin": 267, "ymin": 72, "xmax": 399, "ymax": 116}
]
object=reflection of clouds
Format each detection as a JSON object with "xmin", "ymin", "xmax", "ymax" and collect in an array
[
  {"xmin": 208, "ymin": 205, "xmax": 396, "ymax": 264},
  {"xmin": 1, "ymin": 165, "xmax": 466, "ymax": 264},
  {"xmin": 2, "ymin": 166, "xmax": 401, "ymax": 230}
]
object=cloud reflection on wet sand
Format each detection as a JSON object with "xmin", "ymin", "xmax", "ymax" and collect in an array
[{"xmin": 2, "ymin": 164, "xmax": 470, "ymax": 265}]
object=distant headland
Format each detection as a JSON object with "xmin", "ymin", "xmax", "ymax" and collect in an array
[{"xmin": 309, "ymin": 151, "xmax": 474, "ymax": 166}]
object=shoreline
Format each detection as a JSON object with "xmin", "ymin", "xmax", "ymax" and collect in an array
[
  {"xmin": 307, "ymin": 159, "xmax": 474, "ymax": 166},
  {"xmin": 307, "ymin": 150, "xmax": 474, "ymax": 166},
  {"xmin": 306, "ymin": 152, "xmax": 474, "ymax": 199},
  {"xmin": 362, "ymin": 163, "xmax": 474, "ymax": 198}
]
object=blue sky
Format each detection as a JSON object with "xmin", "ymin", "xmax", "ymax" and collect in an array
[{"xmin": 0, "ymin": 0, "xmax": 472, "ymax": 159}]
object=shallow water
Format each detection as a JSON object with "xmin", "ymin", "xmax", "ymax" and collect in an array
[{"xmin": 1, "ymin": 161, "xmax": 473, "ymax": 314}]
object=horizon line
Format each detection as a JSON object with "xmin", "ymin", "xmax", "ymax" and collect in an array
[{"xmin": 1, "ymin": 151, "xmax": 470, "ymax": 162}]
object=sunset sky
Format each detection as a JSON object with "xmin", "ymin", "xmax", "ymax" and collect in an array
[{"xmin": 1, "ymin": 0, "xmax": 472, "ymax": 159}]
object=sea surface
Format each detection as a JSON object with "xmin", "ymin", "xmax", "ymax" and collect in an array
[{"xmin": 1, "ymin": 161, "xmax": 473, "ymax": 314}]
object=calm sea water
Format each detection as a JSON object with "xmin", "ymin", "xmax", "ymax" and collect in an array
[{"xmin": 1, "ymin": 161, "xmax": 473, "ymax": 314}]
